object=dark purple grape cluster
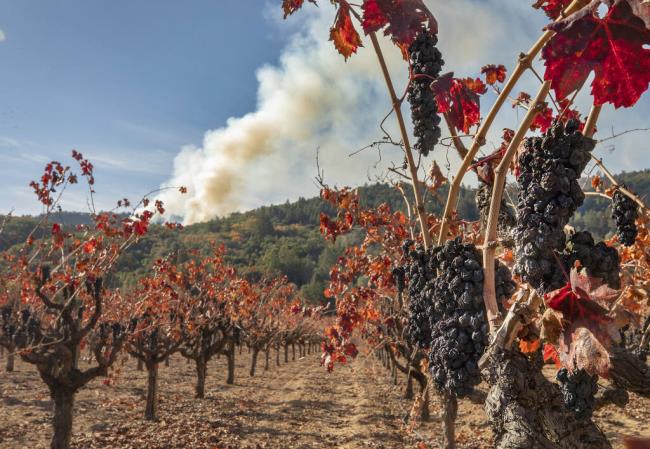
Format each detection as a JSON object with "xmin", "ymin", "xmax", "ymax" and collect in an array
[
  {"xmin": 0, "ymin": 306, "xmax": 41, "ymax": 347},
  {"xmin": 564, "ymin": 231, "xmax": 621, "ymax": 289},
  {"xmin": 619, "ymin": 317, "xmax": 649, "ymax": 362},
  {"xmin": 399, "ymin": 241, "xmax": 440, "ymax": 349},
  {"xmin": 428, "ymin": 239, "xmax": 488, "ymax": 396},
  {"xmin": 513, "ymin": 119, "xmax": 595, "ymax": 293},
  {"xmin": 612, "ymin": 188, "xmax": 638, "ymax": 246},
  {"xmin": 407, "ymin": 30, "xmax": 444, "ymax": 157},
  {"xmin": 475, "ymin": 180, "xmax": 516, "ymax": 245},
  {"xmin": 556, "ymin": 368, "xmax": 598, "ymax": 420},
  {"xmin": 428, "ymin": 239, "xmax": 515, "ymax": 397},
  {"xmin": 495, "ymin": 262, "xmax": 516, "ymax": 304}
]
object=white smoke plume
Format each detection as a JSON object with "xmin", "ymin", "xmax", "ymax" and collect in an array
[{"xmin": 156, "ymin": 5, "xmax": 402, "ymax": 224}]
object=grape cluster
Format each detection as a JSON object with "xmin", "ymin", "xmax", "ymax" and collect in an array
[
  {"xmin": 428, "ymin": 239, "xmax": 492, "ymax": 396},
  {"xmin": 612, "ymin": 188, "xmax": 638, "ymax": 246},
  {"xmin": 564, "ymin": 231, "xmax": 621, "ymax": 289},
  {"xmin": 98, "ymin": 322, "xmax": 125, "ymax": 341},
  {"xmin": 475, "ymin": 180, "xmax": 516, "ymax": 245},
  {"xmin": 399, "ymin": 241, "xmax": 439, "ymax": 349},
  {"xmin": 495, "ymin": 262, "xmax": 516, "ymax": 304},
  {"xmin": 513, "ymin": 120, "xmax": 595, "ymax": 293},
  {"xmin": 0, "ymin": 306, "xmax": 41, "ymax": 347},
  {"xmin": 407, "ymin": 29, "xmax": 444, "ymax": 157},
  {"xmin": 619, "ymin": 317, "xmax": 649, "ymax": 362},
  {"xmin": 399, "ymin": 238, "xmax": 515, "ymax": 397},
  {"xmin": 556, "ymin": 368, "xmax": 598, "ymax": 420}
]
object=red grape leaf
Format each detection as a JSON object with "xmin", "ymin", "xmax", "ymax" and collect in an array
[
  {"xmin": 519, "ymin": 338, "xmax": 541, "ymax": 353},
  {"xmin": 546, "ymin": 282, "xmax": 610, "ymax": 325},
  {"xmin": 361, "ymin": 0, "xmax": 437, "ymax": 47},
  {"xmin": 530, "ymin": 104, "xmax": 554, "ymax": 132},
  {"xmin": 282, "ymin": 0, "xmax": 317, "ymax": 19},
  {"xmin": 431, "ymin": 73, "xmax": 485, "ymax": 134},
  {"xmin": 543, "ymin": 343, "xmax": 561, "ymax": 368},
  {"xmin": 330, "ymin": 3, "xmax": 363, "ymax": 60},
  {"xmin": 560, "ymin": 324, "xmax": 612, "ymax": 376},
  {"xmin": 532, "ymin": 0, "xmax": 573, "ymax": 19},
  {"xmin": 481, "ymin": 64, "xmax": 506, "ymax": 85},
  {"xmin": 543, "ymin": 1, "xmax": 650, "ymax": 108},
  {"xmin": 362, "ymin": 0, "xmax": 389, "ymax": 31}
]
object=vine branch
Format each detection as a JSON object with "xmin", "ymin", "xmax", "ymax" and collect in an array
[{"xmin": 367, "ymin": 31, "xmax": 432, "ymax": 249}]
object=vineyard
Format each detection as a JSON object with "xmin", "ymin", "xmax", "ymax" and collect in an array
[{"xmin": 2, "ymin": 0, "xmax": 650, "ymax": 449}]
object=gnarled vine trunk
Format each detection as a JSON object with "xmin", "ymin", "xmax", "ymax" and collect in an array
[
  {"xmin": 609, "ymin": 347, "xmax": 650, "ymax": 397},
  {"xmin": 405, "ymin": 371, "xmax": 414, "ymax": 399},
  {"xmin": 419, "ymin": 380, "xmax": 430, "ymax": 422},
  {"xmin": 6, "ymin": 351, "xmax": 14, "ymax": 372},
  {"xmin": 226, "ymin": 342, "xmax": 235, "ymax": 385},
  {"xmin": 195, "ymin": 357, "xmax": 207, "ymax": 399},
  {"xmin": 50, "ymin": 387, "xmax": 75, "ymax": 449},
  {"xmin": 145, "ymin": 362, "xmax": 159, "ymax": 421},
  {"xmin": 442, "ymin": 392, "xmax": 457, "ymax": 449},
  {"xmin": 482, "ymin": 349, "xmax": 611, "ymax": 449},
  {"xmin": 250, "ymin": 348, "xmax": 259, "ymax": 377}
]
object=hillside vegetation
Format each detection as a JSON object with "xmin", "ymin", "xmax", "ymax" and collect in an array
[{"xmin": 2, "ymin": 169, "xmax": 648, "ymax": 304}]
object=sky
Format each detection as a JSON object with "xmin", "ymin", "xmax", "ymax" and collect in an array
[{"xmin": 1, "ymin": 1, "xmax": 649, "ymax": 220}]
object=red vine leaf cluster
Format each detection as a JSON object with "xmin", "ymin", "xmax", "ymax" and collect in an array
[
  {"xmin": 480, "ymin": 64, "xmax": 507, "ymax": 85},
  {"xmin": 544, "ymin": 269, "xmax": 621, "ymax": 375},
  {"xmin": 283, "ymin": 0, "xmax": 438, "ymax": 58}
]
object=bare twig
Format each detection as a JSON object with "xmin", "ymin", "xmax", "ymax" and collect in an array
[{"xmin": 597, "ymin": 128, "xmax": 650, "ymax": 143}]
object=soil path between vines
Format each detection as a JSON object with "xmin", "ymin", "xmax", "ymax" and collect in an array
[
  {"xmin": 1, "ymin": 350, "xmax": 648, "ymax": 448},
  {"xmin": 0, "ymin": 351, "xmax": 411, "ymax": 449}
]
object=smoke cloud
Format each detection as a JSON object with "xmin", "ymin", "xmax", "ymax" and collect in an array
[{"xmin": 156, "ymin": 5, "xmax": 403, "ymax": 224}]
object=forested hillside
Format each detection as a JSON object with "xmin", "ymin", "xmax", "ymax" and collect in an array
[{"xmin": 2, "ymin": 169, "xmax": 648, "ymax": 304}]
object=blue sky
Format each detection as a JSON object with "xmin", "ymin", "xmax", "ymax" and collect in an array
[
  {"xmin": 1, "ymin": 1, "xmax": 649, "ymax": 219},
  {"xmin": 0, "ymin": 0, "xmax": 287, "ymax": 214}
]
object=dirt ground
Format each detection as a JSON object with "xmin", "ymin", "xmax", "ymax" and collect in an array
[{"xmin": 0, "ymin": 349, "xmax": 648, "ymax": 449}]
